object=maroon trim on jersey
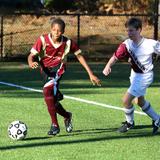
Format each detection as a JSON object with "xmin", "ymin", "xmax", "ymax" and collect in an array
[
  {"xmin": 114, "ymin": 43, "xmax": 129, "ymax": 59},
  {"xmin": 114, "ymin": 43, "xmax": 145, "ymax": 73}
]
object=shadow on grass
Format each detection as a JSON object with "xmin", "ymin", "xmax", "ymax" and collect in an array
[
  {"xmin": 24, "ymin": 136, "xmax": 52, "ymax": 141},
  {"xmin": 0, "ymin": 63, "xmax": 160, "ymax": 98},
  {"xmin": 0, "ymin": 125, "xmax": 159, "ymax": 151},
  {"xmin": 134, "ymin": 124, "xmax": 152, "ymax": 129}
]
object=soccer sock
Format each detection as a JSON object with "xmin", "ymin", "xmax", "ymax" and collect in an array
[
  {"xmin": 43, "ymin": 85, "xmax": 59, "ymax": 127},
  {"xmin": 141, "ymin": 101, "xmax": 159, "ymax": 121},
  {"xmin": 56, "ymin": 102, "xmax": 70, "ymax": 119},
  {"xmin": 124, "ymin": 106, "xmax": 134, "ymax": 124}
]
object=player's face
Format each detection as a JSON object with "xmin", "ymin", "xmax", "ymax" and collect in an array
[
  {"xmin": 126, "ymin": 26, "xmax": 141, "ymax": 41},
  {"xmin": 51, "ymin": 24, "xmax": 64, "ymax": 41}
]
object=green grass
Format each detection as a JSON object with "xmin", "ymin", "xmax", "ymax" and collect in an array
[{"xmin": 0, "ymin": 62, "xmax": 160, "ymax": 160}]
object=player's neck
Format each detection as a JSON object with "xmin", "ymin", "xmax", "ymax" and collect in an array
[
  {"xmin": 133, "ymin": 35, "xmax": 143, "ymax": 45},
  {"xmin": 51, "ymin": 35, "xmax": 62, "ymax": 44}
]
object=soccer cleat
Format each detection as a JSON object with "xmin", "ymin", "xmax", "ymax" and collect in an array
[
  {"xmin": 64, "ymin": 112, "xmax": 73, "ymax": 133},
  {"xmin": 152, "ymin": 118, "xmax": 160, "ymax": 135},
  {"xmin": 48, "ymin": 125, "xmax": 60, "ymax": 136},
  {"xmin": 117, "ymin": 121, "xmax": 134, "ymax": 133}
]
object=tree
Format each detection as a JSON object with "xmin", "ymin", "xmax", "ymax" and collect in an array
[
  {"xmin": 0, "ymin": 0, "xmax": 43, "ymax": 13},
  {"xmin": 44, "ymin": 0, "xmax": 100, "ymax": 13},
  {"xmin": 44, "ymin": 0, "xmax": 75, "ymax": 13}
]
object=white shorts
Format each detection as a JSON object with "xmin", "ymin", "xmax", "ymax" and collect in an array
[{"xmin": 127, "ymin": 69, "xmax": 153, "ymax": 97}]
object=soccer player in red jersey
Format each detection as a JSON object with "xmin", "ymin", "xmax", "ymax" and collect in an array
[
  {"xmin": 103, "ymin": 17, "xmax": 160, "ymax": 135},
  {"xmin": 28, "ymin": 18, "xmax": 101, "ymax": 136}
]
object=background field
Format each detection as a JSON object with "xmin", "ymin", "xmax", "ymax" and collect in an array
[
  {"xmin": 0, "ymin": 61, "xmax": 160, "ymax": 160},
  {"xmin": 1, "ymin": 15, "xmax": 154, "ymax": 60}
]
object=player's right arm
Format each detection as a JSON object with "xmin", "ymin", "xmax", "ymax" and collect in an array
[
  {"xmin": 103, "ymin": 56, "xmax": 117, "ymax": 76},
  {"xmin": 28, "ymin": 53, "xmax": 39, "ymax": 69},
  {"xmin": 103, "ymin": 43, "xmax": 128, "ymax": 76},
  {"xmin": 28, "ymin": 36, "xmax": 43, "ymax": 69}
]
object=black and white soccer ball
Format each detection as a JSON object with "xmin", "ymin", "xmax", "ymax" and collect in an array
[{"xmin": 8, "ymin": 120, "xmax": 28, "ymax": 140}]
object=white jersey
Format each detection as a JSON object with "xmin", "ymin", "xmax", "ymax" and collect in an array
[
  {"xmin": 124, "ymin": 38, "xmax": 160, "ymax": 73},
  {"xmin": 114, "ymin": 37, "xmax": 160, "ymax": 73}
]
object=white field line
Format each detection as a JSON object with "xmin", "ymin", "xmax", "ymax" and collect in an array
[{"xmin": 0, "ymin": 81, "xmax": 146, "ymax": 116}]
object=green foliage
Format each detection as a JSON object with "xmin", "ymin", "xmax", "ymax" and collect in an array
[
  {"xmin": 44, "ymin": 0, "xmax": 75, "ymax": 13},
  {"xmin": 74, "ymin": 0, "xmax": 100, "ymax": 13},
  {"xmin": 0, "ymin": 0, "xmax": 157, "ymax": 14},
  {"xmin": 0, "ymin": 0, "xmax": 43, "ymax": 12},
  {"xmin": 113, "ymin": 0, "xmax": 155, "ymax": 14}
]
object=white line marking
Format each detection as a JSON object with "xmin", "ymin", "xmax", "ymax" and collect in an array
[{"xmin": 0, "ymin": 81, "xmax": 146, "ymax": 116}]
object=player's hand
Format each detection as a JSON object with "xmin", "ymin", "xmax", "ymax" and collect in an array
[
  {"xmin": 29, "ymin": 62, "xmax": 39, "ymax": 69},
  {"xmin": 102, "ymin": 65, "xmax": 111, "ymax": 76},
  {"xmin": 89, "ymin": 74, "xmax": 101, "ymax": 86}
]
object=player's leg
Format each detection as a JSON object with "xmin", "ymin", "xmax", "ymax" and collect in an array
[
  {"xmin": 137, "ymin": 96, "xmax": 160, "ymax": 135},
  {"xmin": 43, "ymin": 82, "xmax": 60, "ymax": 135},
  {"xmin": 117, "ymin": 91, "xmax": 135, "ymax": 133},
  {"xmin": 55, "ymin": 80, "xmax": 73, "ymax": 133},
  {"xmin": 56, "ymin": 102, "xmax": 73, "ymax": 133}
]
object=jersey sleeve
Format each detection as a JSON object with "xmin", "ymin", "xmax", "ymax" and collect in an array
[
  {"xmin": 154, "ymin": 41, "xmax": 160, "ymax": 55},
  {"xmin": 114, "ymin": 43, "xmax": 129, "ymax": 60},
  {"xmin": 70, "ymin": 40, "xmax": 82, "ymax": 55},
  {"xmin": 30, "ymin": 36, "xmax": 43, "ymax": 55}
]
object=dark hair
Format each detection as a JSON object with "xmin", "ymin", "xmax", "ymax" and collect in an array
[
  {"xmin": 50, "ymin": 18, "xmax": 65, "ymax": 32},
  {"xmin": 125, "ymin": 17, "xmax": 142, "ymax": 30}
]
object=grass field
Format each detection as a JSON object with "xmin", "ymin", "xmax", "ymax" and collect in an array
[{"xmin": 0, "ymin": 61, "xmax": 160, "ymax": 160}]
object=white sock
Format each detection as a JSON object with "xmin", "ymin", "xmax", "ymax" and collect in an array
[
  {"xmin": 141, "ymin": 101, "xmax": 159, "ymax": 121},
  {"xmin": 124, "ymin": 106, "xmax": 134, "ymax": 124}
]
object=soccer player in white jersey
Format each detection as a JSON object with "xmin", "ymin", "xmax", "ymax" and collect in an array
[{"xmin": 103, "ymin": 17, "xmax": 160, "ymax": 134}]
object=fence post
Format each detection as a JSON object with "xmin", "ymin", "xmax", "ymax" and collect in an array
[
  {"xmin": 0, "ymin": 16, "xmax": 3, "ymax": 59},
  {"xmin": 154, "ymin": 0, "xmax": 159, "ymax": 40},
  {"xmin": 77, "ymin": 14, "xmax": 80, "ymax": 47}
]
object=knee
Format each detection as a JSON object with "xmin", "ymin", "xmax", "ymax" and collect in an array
[
  {"xmin": 136, "ymin": 99, "xmax": 145, "ymax": 107},
  {"xmin": 122, "ymin": 97, "xmax": 131, "ymax": 108}
]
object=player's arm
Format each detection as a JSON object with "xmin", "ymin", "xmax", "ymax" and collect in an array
[
  {"xmin": 103, "ymin": 56, "xmax": 117, "ymax": 76},
  {"xmin": 28, "ymin": 53, "xmax": 39, "ymax": 69},
  {"xmin": 103, "ymin": 43, "xmax": 128, "ymax": 76},
  {"xmin": 76, "ymin": 54, "xmax": 101, "ymax": 86},
  {"xmin": 28, "ymin": 36, "xmax": 42, "ymax": 69}
]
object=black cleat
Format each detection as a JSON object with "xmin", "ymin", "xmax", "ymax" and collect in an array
[
  {"xmin": 48, "ymin": 125, "xmax": 60, "ymax": 136},
  {"xmin": 152, "ymin": 118, "xmax": 160, "ymax": 135},
  {"xmin": 64, "ymin": 112, "xmax": 73, "ymax": 133},
  {"xmin": 117, "ymin": 121, "xmax": 134, "ymax": 133}
]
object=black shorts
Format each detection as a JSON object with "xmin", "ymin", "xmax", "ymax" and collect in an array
[{"xmin": 41, "ymin": 68, "xmax": 64, "ymax": 102}]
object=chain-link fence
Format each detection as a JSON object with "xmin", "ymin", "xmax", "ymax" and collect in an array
[{"xmin": 0, "ymin": 14, "xmax": 159, "ymax": 61}]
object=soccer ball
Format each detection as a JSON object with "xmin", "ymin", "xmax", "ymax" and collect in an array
[{"xmin": 8, "ymin": 120, "xmax": 28, "ymax": 140}]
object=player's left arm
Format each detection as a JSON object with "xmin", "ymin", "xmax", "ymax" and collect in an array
[
  {"xmin": 76, "ymin": 54, "xmax": 101, "ymax": 86},
  {"xmin": 70, "ymin": 40, "xmax": 101, "ymax": 86}
]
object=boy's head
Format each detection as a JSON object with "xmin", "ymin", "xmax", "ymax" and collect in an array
[
  {"xmin": 51, "ymin": 18, "xmax": 65, "ymax": 33},
  {"xmin": 50, "ymin": 18, "xmax": 65, "ymax": 40},
  {"xmin": 125, "ymin": 17, "xmax": 142, "ymax": 30},
  {"xmin": 125, "ymin": 17, "xmax": 142, "ymax": 40}
]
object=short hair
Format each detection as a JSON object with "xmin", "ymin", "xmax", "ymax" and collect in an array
[
  {"xmin": 50, "ymin": 18, "xmax": 65, "ymax": 32},
  {"xmin": 125, "ymin": 17, "xmax": 142, "ymax": 30}
]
